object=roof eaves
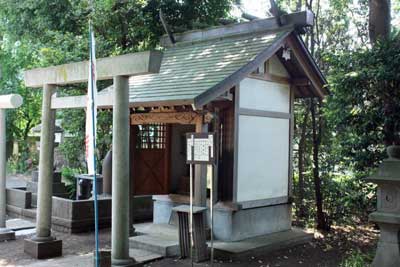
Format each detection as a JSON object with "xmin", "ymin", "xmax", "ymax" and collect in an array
[
  {"xmin": 292, "ymin": 33, "xmax": 329, "ymax": 96},
  {"xmin": 193, "ymin": 29, "xmax": 293, "ymax": 109}
]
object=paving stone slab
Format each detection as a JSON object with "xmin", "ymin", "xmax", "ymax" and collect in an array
[
  {"xmin": 6, "ymin": 218, "xmax": 35, "ymax": 231},
  {"xmin": 129, "ymin": 248, "xmax": 163, "ymax": 263},
  {"xmin": 129, "ymin": 234, "xmax": 179, "ymax": 257}
]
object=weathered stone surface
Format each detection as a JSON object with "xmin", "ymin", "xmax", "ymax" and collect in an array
[
  {"xmin": 94, "ymin": 250, "xmax": 111, "ymax": 267},
  {"xmin": 371, "ymin": 224, "xmax": 400, "ymax": 267},
  {"xmin": 0, "ymin": 229, "xmax": 15, "ymax": 242},
  {"xmin": 213, "ymin": 203, "xmax": 292, "ymax": 242},
  {"xmin": 25, "ymin": 51, "xmax": 162, "ymax": 88},
  {"xmin": 6, "ymin": 187, "xmax": 31, "ymax": 209},
  {"xmin": 366, "ymin": 146, "xmax": 400, "ymax": 267},
  {"xmin": 7, "ymin": 195, "xmax": 153, "ymax": 234},
  {"xmin": 213, "ymin": 227, "xmax": 313, "ymax": 261},
  {"xmin": 24, "ymin": 238, "xmax": 62, "ymax": 259}
]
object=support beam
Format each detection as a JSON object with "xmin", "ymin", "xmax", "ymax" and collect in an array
[
  {"xmin": 161, "ymin": 11, "xmax": 314, "ymax": 47},
  {"xmin": 194, "ymin": 119, "xmax": 208, "ymax": 206},
  {"xmin": 111, "ymin": 76, "xmax": 139, "ymax": 267},
  {"xmin": 131, "ymin": 111, "xmax": 201, "ymax": 125},
  {"xmin": 51, "ymin": 92, "xmax": 114, "ymax": 109},
  {"xmin": 24, "ymin": 51, "xmax": 162, "ymax": 88},
  {"xmin": 24, "ymin": 84, "xmax": 62, "ymax": 259},
  {"xmin": 286, "ymin": 35, "xmax": 327, "ymax": 98}
]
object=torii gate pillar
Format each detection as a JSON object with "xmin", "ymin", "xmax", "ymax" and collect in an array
[
  {"xmin": 24, "ymin": 84, "xmax": 62, "ymax": 259},
  {"xmin": 0, "ymin": 94, "xmax": 23, "ymax": 242}
]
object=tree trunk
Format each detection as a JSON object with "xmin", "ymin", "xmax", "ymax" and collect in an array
[
  {"xmin": 297, "ymin": 101, "xmax": 309, "ymax": 220},
  {"xmin": 369, "ymin": 0, "xmax": 391, "ymax": 43},
  {"xmin": 310, "ymin": 98, "xmax": 328, "ymax": 231}
]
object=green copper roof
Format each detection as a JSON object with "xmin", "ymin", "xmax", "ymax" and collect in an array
[{"xmin": 126, "ymin": 28, "xmax": 292, "ymax": 107}]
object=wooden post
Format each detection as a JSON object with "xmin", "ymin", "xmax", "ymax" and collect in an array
[{"xmin": 194, "ymin": 118, "xmax": 208, "ymax": 207}]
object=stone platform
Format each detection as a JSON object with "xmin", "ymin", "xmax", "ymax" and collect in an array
[
  {"xmin": 130, "ymin": 223, "xmax": 180, "ymax": 257},
  {"xmin": 213, "ymin": 227, "xmax": 313, "ymax": 260},
  {"xmin": 129, "ymin": 223, "xmax": 313, "ymax": 260}
]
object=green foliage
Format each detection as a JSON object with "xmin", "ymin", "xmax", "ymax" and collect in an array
[
  {"xmin": 0, "ymin": 0, "xmax": 233, "ymax": 174},
  {"xmin": 325, "ymin": 33, "xmax": 400, "ymax": 173},
  {"xmin": 61, "ymin": 166, "xmax": 83, "ymax": 199},
  {"xmin": 340, "ymin": 250, "xmax": 373, "ymax": 267}
]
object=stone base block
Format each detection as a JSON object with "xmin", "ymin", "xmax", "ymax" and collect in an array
[
  {"xmin": 111, "ymin": 258, "xmax": 143, "ymax": 267},
  {"xmin": 213, "ymin": 203, "xmax": 292, "ymax": 241},
  {"xmin": 24, "ymin": 238, "xmax": 62, "ymax": 259},
  {"xmin": 0, "ymin": 229, "xmax": 15, "ymax": 242},
  {"xmin": 94, "ymin": 250, "xmax": 111, "ymax": 267}
]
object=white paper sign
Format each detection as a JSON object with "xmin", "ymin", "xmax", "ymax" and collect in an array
[{"xmin": 186, "ymin": 133, "xmax": 215, "ymax": 163}]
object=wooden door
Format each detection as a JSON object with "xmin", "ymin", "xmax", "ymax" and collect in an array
[{"xmin": 131, "ymin": 124, "xmax": 170, "ymax": 195}]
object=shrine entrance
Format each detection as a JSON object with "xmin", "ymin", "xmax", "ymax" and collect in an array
[{"xmin": 132, "ymin": 123, "xmax": 171, "ymax": 195}]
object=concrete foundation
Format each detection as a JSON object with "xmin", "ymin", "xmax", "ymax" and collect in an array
[
  {"xmin": 27, "ymin": 171, "xmax": 68, "ymax": 206},
  {"xmin": 153, "ymin": 196, "xmax": 292, "ymax": 242},
  {"xmin": 213, "ymin": 203, "xmax": 292, "ymax": 242},
  {"xmin": 24, "ymin": 238, "xmax": 62, "ymax": 259},
  {"xmin": 153, "ymin": 195, "xmax": 189, "ymax": 225},
  {"xmin": 7, "ymin": 195, "xmax": 153, "ymax": 233},
  {"xmin": 6, "ymin": 187, "xmax": 32, "ymax": 209}
]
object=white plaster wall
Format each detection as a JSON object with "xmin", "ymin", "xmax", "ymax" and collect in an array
[
  {"xmin": 236, "ymin": 115, "xmax": 289, "ymax": 202},
  {"xmin": 239, "ymin": 78, "xmax": 290, "ymax": 113},
  {"xmin": 268, "ymin": 55, "xmax": 290, "ymax": 77}
]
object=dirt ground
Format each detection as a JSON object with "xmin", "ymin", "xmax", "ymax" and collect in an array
[
  {"xmin": 0, "ymin": 223, "xmax": 378, "ymax": 267},
  {"xmin": 0, "ymin": 227, "xmax": 112, "ymax": 267},
  {"xmin": 147, "ymin": 225, "xmax": 378, "ymax": 267}
]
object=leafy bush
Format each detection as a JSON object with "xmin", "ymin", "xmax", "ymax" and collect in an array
[
  {"xmin": 61, "ymin": 166, "xmax": 82, "ymax": 199},
  {"xmin": 340, "ymin": 250, "xmax": 373, "ymax": 267}
]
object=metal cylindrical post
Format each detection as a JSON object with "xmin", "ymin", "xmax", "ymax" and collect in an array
[
  {"xmin": 0, "ymin": 109, "xmax": 6, "ymax": 228},
  {"xmin": 35, "ymin": 84, "xmax": 56, "ymax": 240},
  {"xmin": 111, "ymin": 76, "xmax": 134, "ymax": 266}
]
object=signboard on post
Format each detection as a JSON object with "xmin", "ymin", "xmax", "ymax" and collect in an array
[
  {"xmin": 186, "ymin": 132, "xmax": 216, "ymax": 165},
  {"xmin": 185, "ymin": 132, "xmax": 216, "ymax": 265}
]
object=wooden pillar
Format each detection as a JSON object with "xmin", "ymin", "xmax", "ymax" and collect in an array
[
  {"xmin": 129, "ymin": 124, "xmax": 137, "ymax": 236},
  {"xmin": 194, "ymin": 118, "xmax": 208, "ymax": 207}
]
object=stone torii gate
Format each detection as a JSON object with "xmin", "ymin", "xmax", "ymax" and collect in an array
[
  {"xmin": 0, "ymin": 94, "xmax": 23, "ymax": 242},
  {"xmin": 23, "ymin": 52, "xmax": 162, "ymax": 266}
]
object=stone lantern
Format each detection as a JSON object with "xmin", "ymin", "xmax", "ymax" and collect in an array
[{"xmin": 366, "ymin": 145, "xmax": 400, "ymax": 267}]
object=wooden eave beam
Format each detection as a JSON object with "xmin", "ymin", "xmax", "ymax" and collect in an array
[
  {"xmin": 130, "ymin": 111, "xmax": 202, "ymax": 125},
  {"xmin": 24, "ymin": 51, "xmax": 163, "ymax": 88},
  {"xmin": 286, "ymin": 34, "xmax": 327, "ymax": 98}
]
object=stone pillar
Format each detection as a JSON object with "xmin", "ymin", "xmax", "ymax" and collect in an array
[
  {"xmin": 24, "ymin": 84, "xmax": 62, "ymax": 259},
  {"xmin": 0, "ymin": 109, "xmax": 15, "ymax": 241},
  {"xmin": 194, "ymin": 120, "xmax": 208, "ymax": 207},
  {"xmin": 111, "ymin": 76, "xmax": 139, "ymax": 267}
]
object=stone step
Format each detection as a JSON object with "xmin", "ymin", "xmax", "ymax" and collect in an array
[
  {"xmin": 129, "ymin": 248, "xmax": 164, "ymax": 263},
  {"xmin": 129, "ymin": 234, "xmax": 180, "ymax": 257}
]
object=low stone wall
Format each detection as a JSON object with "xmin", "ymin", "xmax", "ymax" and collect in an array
[
  {"xmin": 6, "ymin": 187, "xmax": 32, "ymax": 209},
  {"xmin": 7, "ymin": 193, "xmax": 153, "ymax": 233},
  {"xmin": 51, "ymin": 196, "xmax": 112, "ymax": 233}
]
